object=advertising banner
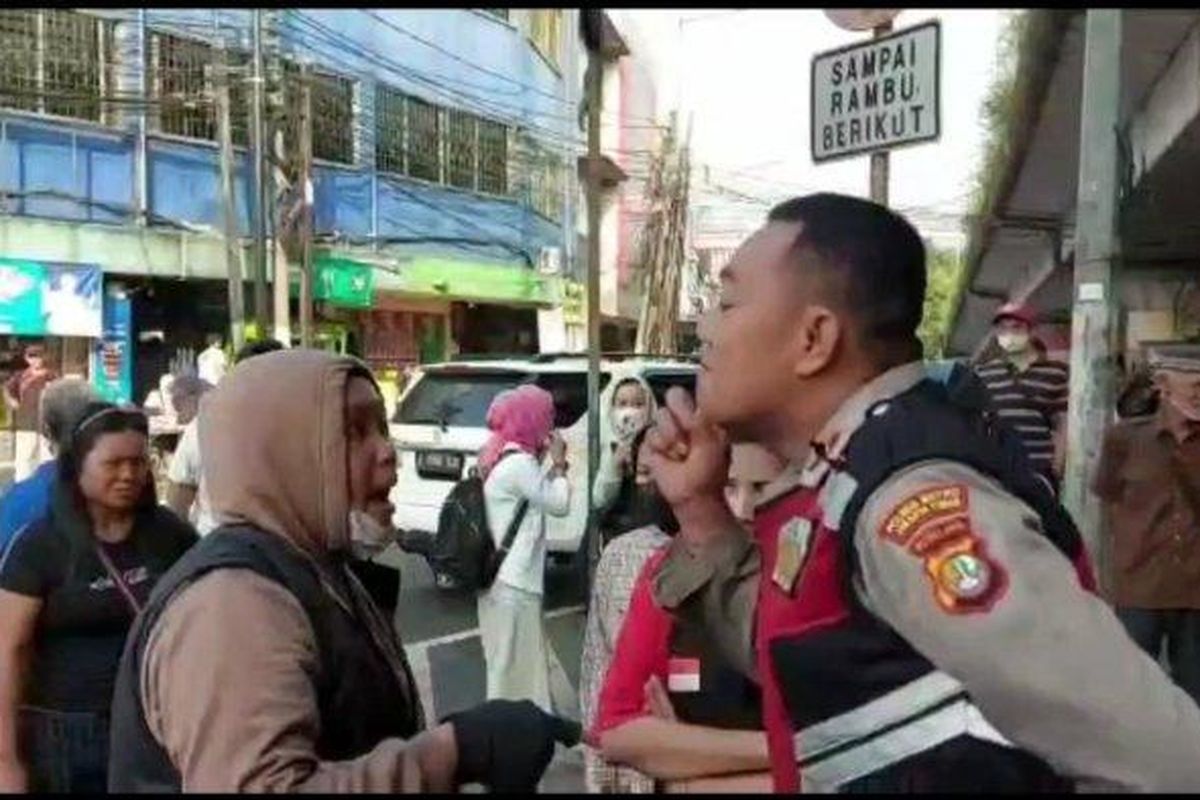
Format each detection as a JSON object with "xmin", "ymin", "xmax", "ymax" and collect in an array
[
  {"xmin": 91, "ymin": 286, "xmax": 133, "ymax": 405},
  {"xmin": 0, "ymin": 258, "xmax": 103, "ymax": 337}
]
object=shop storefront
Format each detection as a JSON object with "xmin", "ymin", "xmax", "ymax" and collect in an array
[{"xmin": 0, "ymin": 258, "xmax": 106, "ymax": 427}]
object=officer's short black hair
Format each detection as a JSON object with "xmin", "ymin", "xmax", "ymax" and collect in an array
[
  {"xmin": 235, "ymin": 338, "xmax": 285, "ymax": 365},
  {"xmin": 767, "ymin": 193, "xmax": 926, "ymax": 362}
]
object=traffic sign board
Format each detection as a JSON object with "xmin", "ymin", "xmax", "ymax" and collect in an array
[{"xmin": 811, "ymin": 20, "xmax": 941, "ymax": 163}]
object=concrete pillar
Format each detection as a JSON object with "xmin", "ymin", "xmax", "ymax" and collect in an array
[{"xmin": 1063, "ymin": 10, "xmax": 1122, "ymax": 592}]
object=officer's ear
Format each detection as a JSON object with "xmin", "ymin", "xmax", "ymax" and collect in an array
[{"xmin": 790, "ymin": 304, "xmax": 841, "ymax": 378}]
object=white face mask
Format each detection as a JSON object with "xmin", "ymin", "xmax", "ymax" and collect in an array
[
  {"xmin": 347, "ymin": 509, "xmax": 395, "ymax": 559},
  {"xmin": 612, "ymin": 406, "xmax": 650, "ymax": 442},
  {"xmin": 997, "ymin": 332, "xmax": 1030, "ymax": 355}
]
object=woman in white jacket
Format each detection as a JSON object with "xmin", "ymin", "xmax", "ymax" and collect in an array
[
  {"xmin": 476, "ymin": 385, "xmax": 571, "ymax": 713},
  {"xmin": 592, "ymin": 377, "xmax": 657, "ymax": 545}
]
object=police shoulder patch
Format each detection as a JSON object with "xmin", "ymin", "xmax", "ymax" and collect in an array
[
  {"xmin": 879, "ymin": 483, "xmax": 969, "ymax": 545},
  {"xmin": 920, "ymin": 531, "xmax": 1008, "ymax": 614},
  {"xmin": 878, "ymin": 483, "xmax": 1007, "ymax": 615}
]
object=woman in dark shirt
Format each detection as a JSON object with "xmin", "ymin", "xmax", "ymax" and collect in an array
[{"xmin": 0, "ymin": 402, "xmax": 197, "ymax": 792}]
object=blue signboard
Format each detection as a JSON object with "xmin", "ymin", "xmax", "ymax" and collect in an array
[
  {"xmin": 0, "ymin": 258, "xmax": 103, "ymax": 337},
  {"xmin": 91, "ymin": 286, "xmax": 133, "ymax": 405}
]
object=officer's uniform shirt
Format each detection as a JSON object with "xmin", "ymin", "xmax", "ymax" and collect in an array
[{"xmin": 657, "ymin": 361, "xmax": 1200, "ymax": 792}]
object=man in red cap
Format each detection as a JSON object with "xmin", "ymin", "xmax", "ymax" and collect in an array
[{"xmin": 973, "ymin": 302, "xmax": 1069, "ymax": 490}]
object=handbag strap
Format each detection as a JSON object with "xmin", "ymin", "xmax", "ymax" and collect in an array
[
  {"xmin": 94, "ymin": 541, "xmax": 144, "ymax": 617},
  {"xmin": 485, "ymin": 447, "xmax": 532, "ymax": 555},
  {"xmin": 500, "ymin": 500, "xmax": 530, "ymax": 554}
]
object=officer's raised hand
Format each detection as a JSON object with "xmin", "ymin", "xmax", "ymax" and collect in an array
[{"xmin": 644, "ymin": 387, "xmax": 731, "ymax": 533}]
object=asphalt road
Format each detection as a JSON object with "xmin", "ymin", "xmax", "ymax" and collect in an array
[{"xmin": 381, "ymin": 545, "xmax": 590, "ymax": 792}]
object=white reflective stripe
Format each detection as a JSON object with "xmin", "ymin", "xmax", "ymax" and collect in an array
[
  {"xmin": 964, "ymin": 702, "xmax": 1013, "ymax": 748},
  {"xmin": 795, "ymin": 671, "xmax": 966, "ymax": 762},
  {"xmin": 799, "ymin": 699, "xmax": 1013, "ymax": 792}
]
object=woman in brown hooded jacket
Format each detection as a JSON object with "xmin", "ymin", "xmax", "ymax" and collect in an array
[{"xmin": 108, "ymin": 349, "xmax": 577, "ymax": 792}]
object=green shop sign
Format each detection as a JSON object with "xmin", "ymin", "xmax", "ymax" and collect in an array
[
  {"xmin": 313, "ymin": 257, "xmax": 375, "ymax": 308},
  {"xmin": 299, "ymin": 252, "xmax": 556, "ymax": 308},
  {"xmin": 376, "ymin": 257, "xmax": 554, "ymax": 305}
]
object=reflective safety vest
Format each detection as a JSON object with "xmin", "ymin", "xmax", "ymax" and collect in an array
[{"xmin": 754, "ymin": 380, "xmax": 1092, "ymax": 792}]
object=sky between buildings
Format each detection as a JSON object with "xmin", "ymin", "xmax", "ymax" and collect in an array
[{"xmin": 620, "ymin": 8, "xmax": 1010, "ymax": 251}]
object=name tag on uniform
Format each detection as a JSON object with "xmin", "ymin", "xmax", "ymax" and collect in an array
[
  {"xmin": 772, "ymin": 517, "xmax": 814, "ymax": 595},
  {"xmin": 667, "ymin": 657, "xmax": 701, "ymax": 693}
]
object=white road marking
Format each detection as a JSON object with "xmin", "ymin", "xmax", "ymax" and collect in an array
[{"xmin": 402, "ymin": 603, "xmax": 586, "ymax": 721}]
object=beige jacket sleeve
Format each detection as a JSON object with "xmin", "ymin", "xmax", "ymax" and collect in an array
[
  {"xmin": 652, "ymin": 531, "xmax": 760, "ymax": 679},
  {"xmin": 141, "ymin": 569, "xmax": 426, "ymax": 793},
  {"xmin": 854, "ymin": 460, "xmax": 1200, "ymax": 792}
]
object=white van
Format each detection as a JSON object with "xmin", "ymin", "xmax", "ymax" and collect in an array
[{"xmin": 387, "ymin": 353, "xmax": 698, "ymax": 585}]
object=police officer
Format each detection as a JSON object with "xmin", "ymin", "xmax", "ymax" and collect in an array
[{"xmin": 644, "ymin": 193, "xmax": 1200, "ymax": 793}]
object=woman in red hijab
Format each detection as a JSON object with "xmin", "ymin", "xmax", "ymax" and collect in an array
[{"xmin": 476, "ymin": 385, "xmax": 571, "ymax": 713}]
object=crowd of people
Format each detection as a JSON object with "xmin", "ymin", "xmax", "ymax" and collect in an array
[{"xmin": 0, "ymin": 190, "xmax": 1197, "ymax": 793}]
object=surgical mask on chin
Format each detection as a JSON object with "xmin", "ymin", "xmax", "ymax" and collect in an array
[
  {"xmin": 612, "ymin": 407, "xmax": 649, "ymax": 442},
  {"xmin": 348, "ymin": 509, "xmax": 395, "ymax": 559},
  {"xmin": 997, "ymin": 332, "xmax": 1030, "ymax": 355}
]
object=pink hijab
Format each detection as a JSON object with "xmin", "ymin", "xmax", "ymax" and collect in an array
[{"xmin": 478, "ymin": 384, "xmax": 556, "ymax": 477}]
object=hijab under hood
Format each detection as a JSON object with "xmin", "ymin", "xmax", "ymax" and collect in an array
[
  {"xmin": 198, "ymin": 348, "xmax": 422, "ymax": 727},
  {"xmin": 200, "ymin": 348, "xmax": 370, "ymax": 556}
]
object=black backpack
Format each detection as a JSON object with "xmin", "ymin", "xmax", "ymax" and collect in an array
[{"xmin": 430, "ymin": 451, "xmax": 529, "ymax": 592}]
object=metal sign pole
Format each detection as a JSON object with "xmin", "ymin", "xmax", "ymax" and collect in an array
[
  {"xmin": 869, "ymin": 20, "xmax": 893, "ymax": 206},
  {"xmin": 584, "ymin": 21, "xmax": 604, "ymax": 587}
]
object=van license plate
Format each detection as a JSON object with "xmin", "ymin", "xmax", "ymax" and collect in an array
[{"xmin": 416, "ymin": 450, "xmax": 464, "ymax": 480}]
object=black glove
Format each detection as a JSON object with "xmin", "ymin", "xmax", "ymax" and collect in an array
[{"xmin": 444, "ymin": 700, "xmax": 581, "ymax": 792}]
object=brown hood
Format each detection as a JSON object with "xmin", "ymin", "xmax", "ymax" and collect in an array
[{"xmin": 200, "ymin": 349, "xmax": 367, "ymax": 556}]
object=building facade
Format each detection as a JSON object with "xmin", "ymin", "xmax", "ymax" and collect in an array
[{"xmin": 0, "ymin": 8, "xmax": 580, "ymax": 403}]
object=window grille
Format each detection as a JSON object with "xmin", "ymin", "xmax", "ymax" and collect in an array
[
  {"xmin": 528, "ymin": 9, "xmax": 562, "ymax": 70},
  {"xmin": 375, "ymin": 82, "xmax": 406, "ymax": 175},
  {"xmin": 480, "ymin": 9, "xmax": 509, "ymax": 22},
  {"xmin": 523, "ymin": 135, "xmax": 563, "ymax": 222},
  {"xmin": 446, "ymin": 108, "xmax": 477, "ymax": 190},
  {"xmin": 0, "ymin": 9, "xmax": 113, "ymax": 124},
  {"xmin": 311, "ymin": 70, "xmax": 354, "ymax": 165},
  {"xmin": 376, "ymin": 82, "xmax": 508, "ymax": 195},
  {"xmin": 152, "ymin": 31, "xmax": 249, "ymax": 145},
  {"xmin": 405, "ymin": 94, "xmax": 440, "ymax": 183},
  {"xmin": 478, "ymin": 118, "xmax": 507, "ymax": 195}
]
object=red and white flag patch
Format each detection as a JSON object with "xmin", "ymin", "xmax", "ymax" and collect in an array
[{"xmin": 667, "ymin": 657, "xmax": 701, "ymax": 693}]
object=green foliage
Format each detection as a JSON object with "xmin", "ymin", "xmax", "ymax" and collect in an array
[
  {"xmin": 948, "ymin": 11, "xmax": 1073, "ymax": 351},
  {"xmin": 919, "ymin": 246, "xmax": 964, "ymax": 360}
]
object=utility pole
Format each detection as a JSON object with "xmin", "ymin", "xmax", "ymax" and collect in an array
[
  {"xmin": 298, "ymin": 63, "xmax": 314, "ymax": 349},
  {"xmin": 583, "ymin": 9, "xmax": 604, "ymax": 584},
  {"xmin": 249, "ymin": 9, "xmax": 270, "ymax": 333},
  {"xmin": 869, "ymin": 20, "xmax": 893, "ymax": 206},
  {"xmin": 269, "ymin": 45, "xmax": 293, "ymax": 347},
  {"xmin": 215, "ymin": 43, "xmax": 246, "ymax": 353},
  {"xmin": 1063, "ymin": 10, "xmax": 1123, "ymax": 595}
]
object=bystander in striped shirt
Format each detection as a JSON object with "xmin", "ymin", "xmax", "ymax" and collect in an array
[{"xmin": 973, "ymin": 356, "xmax": 1069, "ymax": 480}]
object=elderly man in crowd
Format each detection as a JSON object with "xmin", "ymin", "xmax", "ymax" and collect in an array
[
  {"xmin": 165, "ymin": 374, "xmax": 215, "ymax": 535},
  {"xmin": 0, "ymin": 378, "xmax": 98, "ymax": 550},
  {"xmin": 1095, "ymin": 343, "xmax": 1200, "ymax": 704}
]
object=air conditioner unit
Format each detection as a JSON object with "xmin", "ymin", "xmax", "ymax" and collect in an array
[{"xmin": 538, "ymin": 246, "xmax": 562, "ymax": 276}]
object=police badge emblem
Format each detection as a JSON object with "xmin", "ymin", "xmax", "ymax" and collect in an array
[{"xmin": 772, "ymin": 517, "xmax": 814, "ymax": 594}]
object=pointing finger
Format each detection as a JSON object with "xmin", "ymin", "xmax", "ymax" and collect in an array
[{"xmin": 647, "ymin": 407, "xmax": 688, "ymax": 460}]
